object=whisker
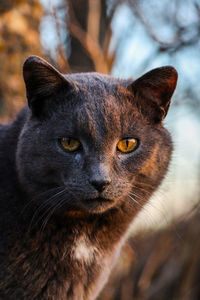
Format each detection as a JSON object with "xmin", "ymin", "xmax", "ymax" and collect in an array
[
  {"xmin": 133, "ymin": 186, "xmax": 168, "ymax": 215},
  {"xmin": 132, "ymin": 186, "xmax": 153, "ymax": 196},
  {"xmin": 39, "ymin": 195, "xmax": 78, "ymax": 235},
  {"xmin": 39, "ymin": 196, "xmax": 67, "ymax": 235},
  {"xmin": 128, "ymin": 194, "xmax": 156, "ymax": 226},
  {"xmin": 129, "ymin": 191, "xmax": 144, "ymax": 200},
  {"xmin": 128, "ymin": 194, "xmax": 144, "ymax": 209},
  {"xmin": 21, "ymin": 186, "xmax": 64, "ymax": 216},
  {"xmin": 130, "ymin": 187, "xmax": 170, "ymax": 227},
  {"xmin": 28, "ymin": 188, "xmax": 67, "ymax": 232}
]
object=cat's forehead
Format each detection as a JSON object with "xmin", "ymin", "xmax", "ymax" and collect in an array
[
  {"xmin": 40, "ymin": 73, "xmax": 143, "ymax": 141},
  {"xmin": 70, "ymin": 74, "xmax": 128, "ymax": 110},
  {"xmin": 65, "ymin": 72, "xmax": 131, "ymax": 90},
  {"xmin": 65, "ymin": 72, "xmax": 133, "ymax": 109},
  {"xmin": 59, "ymin": 80, "xmax": 141, "ymax": 141}
]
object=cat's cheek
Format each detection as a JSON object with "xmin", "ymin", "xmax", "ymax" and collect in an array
[
  {"xmin": 116, "ymin": 152, "xmax": 142, "ymax": 175},
  {"xmin": 67, "ymin": 153, "xmax": 84, "ymax": 171},
  {"xmin": 74, "ymin": 153, "xmax": 82, "ymax": 165},
  {"xmin": 60, "ymin": 152, "xmax": 85, "ymax": 182}
]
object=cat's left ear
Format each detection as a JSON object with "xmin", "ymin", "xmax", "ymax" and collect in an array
[
  {"xmin": 128, "ymin": 66, "xmax": 178, "ymax": 123},
  {"xmin": 23, "ymin": 56, "xmax": 76, "ymax": 117}
]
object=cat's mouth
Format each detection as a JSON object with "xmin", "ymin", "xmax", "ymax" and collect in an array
[
  {"xmin": 50, "ymin": 196, "xmax": 116, "ymax": 218},
  {"xmin": 81, "ymin": 197, "xmax": 115, "ymax": 213},
  {"xmin": 85, "ymin": 197, "xmax": 112, "ymax": 204}
]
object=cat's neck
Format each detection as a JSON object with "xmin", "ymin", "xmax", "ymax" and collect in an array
[
  {"xmin": 25, "ymin": 199, "xmax": 138, "ymax": 248},
  {"xmin": 2, "ymin": 202, "xmax": 138, "ymax": 300}
]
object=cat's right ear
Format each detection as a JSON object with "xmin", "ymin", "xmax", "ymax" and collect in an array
[
  {"xmin": 23, "ymin": 56, "xmax": 76, "ymax": 117},
  {"xmin": 127, "ymin": 66, "xmax": 178, "ymax": 123}
]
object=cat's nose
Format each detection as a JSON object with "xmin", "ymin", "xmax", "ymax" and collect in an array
[{"xmin": 90, "ymin": 178, "xmax": 111, "ymax": 192}]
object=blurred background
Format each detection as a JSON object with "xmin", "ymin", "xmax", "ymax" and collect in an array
[{"xmin": 0, "ymin": 0, "xmax": 200, "ymax": 298}]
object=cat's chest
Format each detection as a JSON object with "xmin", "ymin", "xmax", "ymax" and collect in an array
[
  {"xmin": 2, "ymin": 228, "xmax": 117, "ymax": 300},
  {"xmin": 35, "ymin": 233, "xmax": 115, "ymax": 300},
  {"xmin": 71, "ymin": 235, "xmax": 99, "ymax": 263},
  {"xmin": 69, "ymin": 234, "xmax": 120, "ymax": 300}
]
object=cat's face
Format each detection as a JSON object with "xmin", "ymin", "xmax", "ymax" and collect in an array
[{"xmin": 16, "ymin": 56, "xmax": 177, "ymax": 215}]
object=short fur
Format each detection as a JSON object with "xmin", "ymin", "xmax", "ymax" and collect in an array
[{"xmin": 0, "ymin": 56, "xmax": 177, "ymax": 300}]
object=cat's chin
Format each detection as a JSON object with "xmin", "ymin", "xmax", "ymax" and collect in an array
[
  {"xmin": 80, "ymin": 197, "xmax": 116, "ymax": 214},
  {"xmin": 47, "ymin": 197, "xmax": 117, "ymax": 220},
  {"xmin": 51, "ymin": 197, "xmax": 117, "ymax": 217}
]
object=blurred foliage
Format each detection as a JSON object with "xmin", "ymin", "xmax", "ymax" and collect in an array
[
  {"xmin": 0, "ymin": 0, "xmax": 42, "ymax": 122},
  {"xmin": 41, "ymin": 0, "xmax": 116, "ymax": 74},
  {"xmin": 99, "ymin": 206, "xmax": 200, "ymax": 300},
  {"xmin": 66, "ymin": 0, "xmax": 115, "ymax": 73}
]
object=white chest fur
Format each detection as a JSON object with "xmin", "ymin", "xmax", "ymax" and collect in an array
[{"xmin": 72, "ymin": 236, "xmax": 99, "ymax": 263}]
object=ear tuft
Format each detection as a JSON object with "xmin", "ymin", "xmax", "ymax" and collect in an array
[{"xmin": 128, "ymin": 66, "xmax": 178, "ymax": 123}]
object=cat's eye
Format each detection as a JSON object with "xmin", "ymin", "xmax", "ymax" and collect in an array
[
  {"xmin": 117, "ymin": 138, "xmax": 138, "ymax": 153},
  {"xmin": 60, "ymin": 137, "xmax": 81, "ymax": 152}
]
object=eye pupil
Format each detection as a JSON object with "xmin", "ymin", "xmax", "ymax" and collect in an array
[
  {"xmin": 117, "ymin": 138, "xmax": 138, "ymax": 153},
  {"xmin": 60, "ymin": 137, "xmax": 80, "ymax": 152}
]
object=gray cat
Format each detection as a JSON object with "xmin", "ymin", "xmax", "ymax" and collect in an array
[{"xmin": 0, "ymin": 56, "xmax": 177, "ymax": 300}]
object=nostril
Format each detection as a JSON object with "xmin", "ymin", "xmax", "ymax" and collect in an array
[{"xmin": 90, "ymin": 179, "xmax": 111, "ymax": 192}]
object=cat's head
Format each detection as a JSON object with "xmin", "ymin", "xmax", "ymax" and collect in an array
[{"xmin": 16, "ymin": 56, "xmax": 177, "ymax": 215}]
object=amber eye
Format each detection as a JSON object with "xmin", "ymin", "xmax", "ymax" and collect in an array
[
  {"xmin": 117, "ymin": 138, "xmax": 138, "ymax": 153},
  {"xmin": 60, "ymin": 137, "xmax": 81, "ymax": 152}
]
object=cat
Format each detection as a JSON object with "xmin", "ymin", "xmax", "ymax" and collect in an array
[{"xmin": 0, "ymin": 56, "xmax": 177, "ymax": 300}]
